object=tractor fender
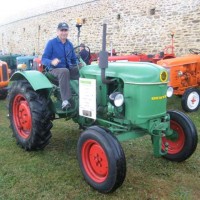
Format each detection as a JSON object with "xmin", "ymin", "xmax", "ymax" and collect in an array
[{"xmin": 10, "ymin": 70, "xmax": 53, "ymax": 91}]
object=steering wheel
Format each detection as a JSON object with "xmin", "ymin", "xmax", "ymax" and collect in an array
[
  {"xmin": 189, "ymin": 48, "xmax": 200, "ymax": 55},
  {"xmin": 66, "ymin": 45, "xmax": 91, "ymax": 64}
]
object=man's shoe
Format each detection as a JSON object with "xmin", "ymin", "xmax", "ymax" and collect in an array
[{"xmin": 62, "ymin": 100, "xmax": 71, "ymax": 111}]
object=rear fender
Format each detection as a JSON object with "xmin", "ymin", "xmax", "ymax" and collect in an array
[{"xmin": 10, "ymin": 71, "xmax": 53, "ymax": 91}]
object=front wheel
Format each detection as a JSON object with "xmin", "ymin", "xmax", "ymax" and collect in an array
[
  {"xmin": 181, "ymin": 88, "xmax": 200, "ymax": 112},
  {"xmin": 77, "ymin": 126, "xmax": 126, "ymax": 193},
  {"xmin": 162, "ymin": 110, "xmax": 198, "ymax": 162}
]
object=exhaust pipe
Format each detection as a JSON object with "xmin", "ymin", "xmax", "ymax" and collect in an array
[{"xmin": 99, "ymin": 23, "xmax": 113, "ymax": 84}]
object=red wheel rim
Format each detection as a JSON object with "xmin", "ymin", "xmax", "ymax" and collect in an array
[
  {"xmin": 81, "ymin": 139, "xmax": 109, "ymax": 183},
  {"xmin": 13, "ymin": 94, "xmax": 32, "ymax": 139},
  {"xmin": 162, "ymin": 120, "xmax": 185, "ymax": 154}
]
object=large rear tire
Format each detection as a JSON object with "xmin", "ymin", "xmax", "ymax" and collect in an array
[
  {"xmin": 77, "ymin": 126, "xmax": 126, "ymax": 193},
  {"xmin": 0, "ymin": 89, "xmax": 7, "ymax": 100},
  {"xmin": 8, "ymin": 80, "xmax": 53, "ymax": 150},
  {"xmin": 162, "ymin": 110, "xmax": 198, "ymax": 162}
]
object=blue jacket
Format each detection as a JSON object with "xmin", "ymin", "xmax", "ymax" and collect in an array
[{"xmin": 42, "ymin": 37, "xmax": 77, "ymax": 70}]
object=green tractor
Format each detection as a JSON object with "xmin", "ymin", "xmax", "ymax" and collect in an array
[{"xmin": 8, "ymin": 24, "xmax": 198, "ymax": 193}]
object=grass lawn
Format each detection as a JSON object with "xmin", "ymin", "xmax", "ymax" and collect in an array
[{"xmin": 0, "ymin": 96, "xmax": 199, "ymax": 200}]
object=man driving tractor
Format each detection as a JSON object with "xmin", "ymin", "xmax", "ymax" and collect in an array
[{"xmin": 42, "ymin": 22, "xmax": 77, "ymax": 110}]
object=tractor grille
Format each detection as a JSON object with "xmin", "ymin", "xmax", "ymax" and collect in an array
[{"xmin": 2, "ymin": 64, "xmax": 8, "ymax": 81}]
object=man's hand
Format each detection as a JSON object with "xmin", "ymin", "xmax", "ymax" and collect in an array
[{"xmin": 51, "ymin": 58, "xmax": 60, "ymax": 66}]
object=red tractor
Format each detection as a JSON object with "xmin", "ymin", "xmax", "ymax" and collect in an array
[
  {"xmin": 100, "ymin": 33, "xmax": 176, "ymax": 64},
  {"xmin": 132, "ymin": 33, "xmax": 175, "ymax": 63}
]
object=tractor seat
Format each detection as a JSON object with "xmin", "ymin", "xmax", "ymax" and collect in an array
[
  {"xmin": 147, "ymin": 54, "xmax": 154, "ymax": 58},
  {"xmin": 45, "ymin": 72, "xmax": 59, "ymax": 86},
  {"xmin": 45, "ymin": 67, "xmax": 80, "ymax": 86}
]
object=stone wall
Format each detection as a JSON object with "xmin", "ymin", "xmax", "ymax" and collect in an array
[{"xmin": 0, "ymin": 0, "xmax": 199, "ymax": 56}]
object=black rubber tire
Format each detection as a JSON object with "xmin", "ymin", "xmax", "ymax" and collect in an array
[
  {"xmin": 77, "ymin": 126, "xmax": 126, "ymax": 193},
  {"xmin": 181, "ymin": 88, "xmax": 200, "ymax": 112},
  {"xmin": 0, "ymin": 90, "xmax": 7, "ymax": 100},
  {"xmin": 163, "ymin": 110, "xmax": 198, "ymax": 162},
  {"xmin": 8, "ymin": 80, "xmax": 53, "ymax": 150}
]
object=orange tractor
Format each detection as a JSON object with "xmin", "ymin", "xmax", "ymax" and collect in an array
[
  {"xmin": 158, "ymin": 48, "xmax": 200, "ymax": 112},
  {"xmin": 0, "ymin": 60, "xmax": 9, "ymax": 99}
]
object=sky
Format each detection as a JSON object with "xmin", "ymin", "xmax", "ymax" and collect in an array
[{"xmin": 0, "ymin": 0, "xmax": 52, "ymax": 25}]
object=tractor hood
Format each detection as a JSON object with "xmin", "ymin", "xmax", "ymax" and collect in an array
[
  {"xmin": 158, "ymin": 55, "xmax": 200, "ymax": 68},
  {"xmin": 80, "ymin": 62, "xmax": 168, "ymax": 84}
]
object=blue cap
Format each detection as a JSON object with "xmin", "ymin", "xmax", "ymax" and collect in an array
[{"xmin": 57, "ymin": 22, "xmax": 69, "ymax": 30}]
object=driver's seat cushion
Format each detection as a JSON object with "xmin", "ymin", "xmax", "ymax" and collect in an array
[{"xmin": 45, "ymin": 67, "xmax": 80, "ymax": 86}]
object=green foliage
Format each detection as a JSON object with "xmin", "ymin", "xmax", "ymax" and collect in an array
[{"xmin": 0, "ymin": 96, "xmax": 199, "ymax": 200}]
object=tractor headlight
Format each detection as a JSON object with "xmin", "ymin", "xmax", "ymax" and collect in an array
[
  {"xmin": 178, "ymin": 70, "xmax": 183, "ymax": 77},
  {"xmin": 109, "ymin": 92, "xmax": 124, "ymax": 107},
  {"xmin": 17, "ymin": 64, "xmax": 27, "ymax": 70},
  {"xmin": 166, "ymin": 86, "xmax": 173, "ymax": 97}
]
